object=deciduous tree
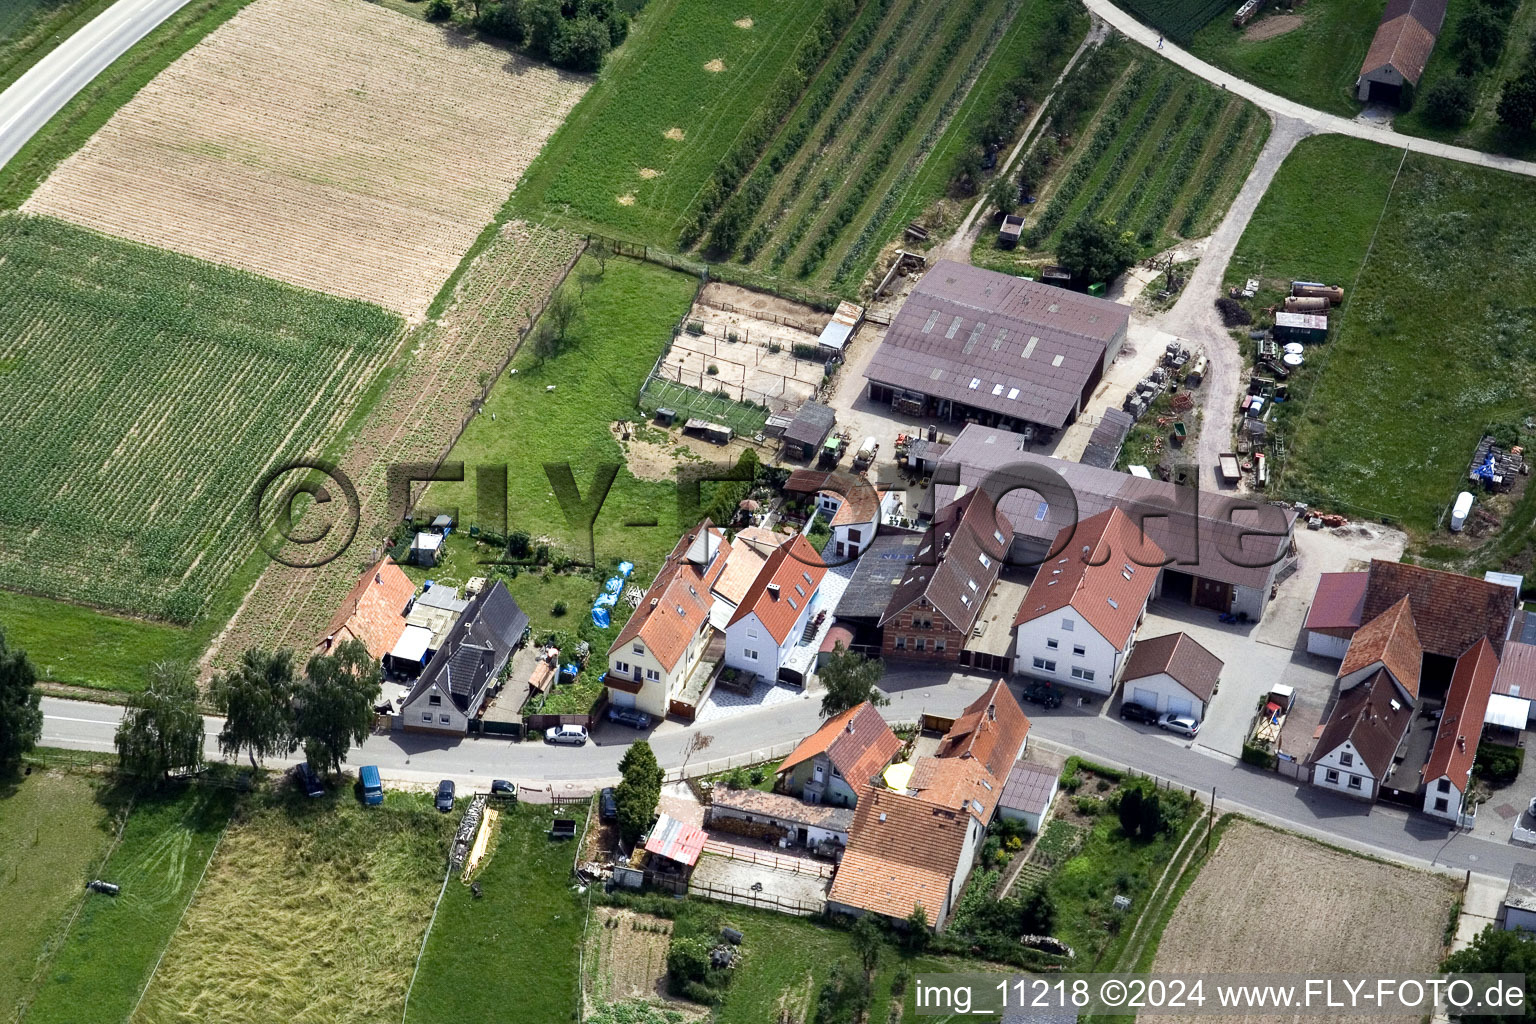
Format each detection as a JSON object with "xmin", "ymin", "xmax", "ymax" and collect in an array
[
  {"xmin": 297, "ymin": 639, "xmax": 380, "ymax": 775},
  {"xmin": 0, "ymin": 630, "xmax": 42, "ymax": 768},
  {"xmin": 1056, "ymin": 216, "xmax": 1139, "ymax": 285},
  {"xmin": 818, "ymin": 644, "xmax": 887, "ymax": 718},
  {"xmin": 1441, "ymin": 923, "xmax": 1536, "ymax": 1020},
  {"xmin": 1497, "ymin": 71, "xmax": 1536, "ymax": 133},
  {"xmin": 115, "ymin": 661, "xmax": 204, "ymax": 780},
  {"xmin": 210, "ymin": 647, "xmax": 297, "ymax": 769}
]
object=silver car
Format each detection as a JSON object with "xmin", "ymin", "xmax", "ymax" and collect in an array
[
  {"xmin": 1158, "ymin": 713, "xmax": 1200, "ymax": 738},
  {"xmin": 545, "ymin": 724, "xmax": 589, "ymax": 746}
]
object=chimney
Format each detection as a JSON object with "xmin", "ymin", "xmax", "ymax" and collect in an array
[
  {"xmin": 375, "ymin": 573, "xmax": 382, "ymax": 585},
  {"xmin": 1457, "ymin": 735, "xmax": 1466, "ymax": 751},
  {"xmin": 942, "ymin": 531, "xmax": 952, "ymax": 552},
  {"xmin": 1081, "ymin": 544, "xmax": 1091, "ymax": 562},
  {"xmin": 987, "ymin": 703, "xmax": 996, "ymax": 722},
  {"xmin": 768, "ymin": 583, "xmax": 781, "ymax": 599}
]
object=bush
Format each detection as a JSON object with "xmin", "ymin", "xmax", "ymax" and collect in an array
[
  {"xmin": 686, "ymin": 321, "xmax": 705, "ymax": 335},
  {"xmin": 1215, "ymin": 297, "xmax": 1253, "ymax": 327},
  {"xmin": 748, "ymin": 764, "xmax": 766, "ymax": 785},
  {"xmin": 1241, "ymin": 741, "xmax": 1276, "ymax": 769},
  {"xmin": 551, "ymin": 600, "xmax": 568, "ymax": 617},
  {"xmin": 767, "ymin": 341, "xmax": 782, "ymax": 354},
  {"xmin": 1061, "ymin": 771, "xmax": 1083, "ymax": 792},
  {"xmin": 1475, "ymin": 742, "xmax": 1522, "ymax": 786},
  {"xmin": 424, "ymin": 0, "xmax": 452, "ymax": 20},
  {"xmin": 706, "ymin": 364, "xmax": 719, "ymax": 376},
  {"xmin": 1074, "ymin": 795, "xmax": 1103, "ymax": 816},
  {"xmin": 1423, "ymin": 75, "xmax": 1476, "ymax": 127},
  {"xmin": 792, "ymin": 342, "xmax": 820, "ymax": 361}
]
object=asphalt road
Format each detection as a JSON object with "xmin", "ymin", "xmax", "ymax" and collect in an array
[{"xmin": 0, "ymin": 0, "xmax": 193, "ymax": 172}]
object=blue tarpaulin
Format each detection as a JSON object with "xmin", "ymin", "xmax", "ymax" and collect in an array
[
  {"xmin": 592, "ymin": 606, "xmax": 611, "ymax": 628},
  {"xmin": 618, "ymin": 561, "xmax": 634, "ymax": 577},
  {"xmin": 605, "ymin": 576, "xmax": 623, "ymax": 594},
  {"xmin": 561, "ymin": 664, "xmax": 580, "ymax": 678}
]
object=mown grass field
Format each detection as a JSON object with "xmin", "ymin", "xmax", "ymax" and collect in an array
[
  {"xmin": 0, "ymin": 593, "xmax": 199, "ymax": 694},
  {"xmin": 977, "ymin": 54, "xmax": 1268, "ymax": 273},
  {"xmin": 0, "ymin": 215, "xmax": 401, "ymax": 627},
  {"xmin": 424, "ymin": 254, "xmax": 699, "ymax": 572},
  {"xmin": 511, "ymin": 0, "xmax": 826, "ymax": 246},
  {"xmin": 1229, "ymin": 135, "xmax": 1536, "ymax": 532},
  {"xmin": 133, "ymin": 789, "xmax": 451, "ymax": 1024},
  {"xmin": 1188, "ymin": 0, "xmax": 1382, "ymax": 116},
  {"xmin": 0, "ymin": 770, "xmax": 117, "ymax": 1023},
  {"xmin": 24, "ymin": 784, "xmax": 234, "ymax": 1024},
  {"xmin": 701, "ymin": 0, "xmax": 1083, "ymax": 295},
  {"xmin": 404, "ymin": 802, "xmax": 586, "ymax": 1024}
]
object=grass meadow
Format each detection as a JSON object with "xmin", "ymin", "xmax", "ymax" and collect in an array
[
  {"xmin": 0, "ymin": 770, "xmax": 117, "ymax": 1022},
  {"xmin": 511, "ymin": 0, "xmax": 826, "ymax": 246},
  {"xmin": 1188, "ymin": 0, "xmax": 1381, "ymax": 116},
  {"xmin": 424, "ymin": 253, "xmax": 699, "ymax": 572},
  {"xmin": 1229, "ymin": 135, "xmax": 1536, "ymax": 532},
  {"xmin": 132, "ymin": 789, "xmax": 452, "ymax": 1024},
  {"xmin": 404, "ymin": 803, "xmax": 586, "ymax": 1024},
  {"xmin": 23, "ymin": 784, "xmax": 234, "ymax": 1024}
]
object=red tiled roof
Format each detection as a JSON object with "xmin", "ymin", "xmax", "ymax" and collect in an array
[
  {"xmin": 319, "ymin": 557, "xmax": 415, "ymax": 660},
  {"xmin": 1363, "ymin": 559, "xmax": 1517, "ymax": 659},
  {"xmin": 1359, "ymin": 12, "xmax": 1438, "ymax": 85},
  {"xmin": 709, "ymin": 544, "xmax": 765, "ymax": 607},
  {"xmin": 1424, "ymin": 637, "xmax": 1498, "ymax": 786},
  {"xmin": 828, "ymin": 786, "xmax": 971, "ymax": 924},
  {"xmin": 1304, "ymin": 572, "xmax": 1368, "ymax": 632},
  {"xmin": 1014, "ymin": 507, "xmax": 1163, "ymax": 648},
  {"xmin": 908, "ymin": 756, "xmax": 1001, "ymax": 822},
  {"xmin": 1122, "ymin": 632, "xmax": 1224, "ymax": 703},
  {"xmin": 777, "ymin": 702, "xmax": 901, "ymax": 787},
  {"xmin": 1309, "ymin": 668, "xmax": 1413, "ymax": 779},
  {"xmin": 783, "ymin": 470, "xmax": 881, "ymax": 528},
  {"xmin": 727, "ymin": 534, "xmax": 826, "ymax": 644},
  {"xmin": 934, "ymin": 678, "xmax": 1030, "ymax": 780},
  {"xmin": 612, "ymin": 522, "xmax": 729, "ymax": 672},
  {"xmin": 1339, "ymin": 596, "xmax": 1422, "ymax": 700}
]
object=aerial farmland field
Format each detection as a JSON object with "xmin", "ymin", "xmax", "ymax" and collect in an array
[
  {"xmin": 22, "ymin": 0, "xmax": 586, "ymax": 318},
  {"xmin": 0, "ymin": 215, "xmax": 401, "ymax": 626}
]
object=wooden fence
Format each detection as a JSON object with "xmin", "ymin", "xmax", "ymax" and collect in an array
[
  {"xmin": 695, "ymin": 295, "xmax": 823, "ymax": 336},
  {"xmin": 688, "ymin": 879, "xmax": 824, "ymax": 917},
  {"xmin": 701, "ymin": 839, "xmax": 832, "ymax": 879}
]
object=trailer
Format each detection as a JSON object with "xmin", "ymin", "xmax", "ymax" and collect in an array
[
  {"xmin": 1218, "ymin": 453, "xmax": 1241, "ymax": 484},
  {"xmin": 852, "ymin": 436, "xmax": 879, "ymax": 471}
]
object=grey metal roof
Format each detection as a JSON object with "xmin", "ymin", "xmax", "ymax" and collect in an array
[
  {"xmin": 1080, "ymin": 409, "xmax": 1134, "ymax": 469},
  {"xmin": 1506, "ymin": 863, "xmax": 1536, "ymax": 913},
  {"xmin": 405, "ymin": 581, "xmax": 526, "ymax": 714},
  {"xmin": 1000, "ymin": 761, "xmax": 1057, "ymax": 816},
  {"xmin": 783, "ymin": 401, "xmax": 836, "ymax": 447},
  {"xmin": 835, "ymin": 531, "xmax": 924, "ymax": 619},
  {"xmin": 416, "ymin": 585, "xmax": 470, "ymax": 614},
  {"xmin": 863, "ymin": 261, "xmax": 1128, "ymax": 429},
  {"xmin": 935, "ymin": 425, "xmax": 1296, "ymax": 592}
]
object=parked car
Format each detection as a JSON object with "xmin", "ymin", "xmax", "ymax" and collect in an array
[
  {"xmin": 1120, "ymin": 701, "xmax": 1159, "ymax": 725},
  {"xmin": 293, "ymin": 762, "xmax": 325, "ymax": 799},
  {"xmin": 607, "ymin": 706, "xmax": 652, "ymax": 730},
  {"xmin": 546, "ymin": 724, "xmax": 589, "ymax": 746},
  {"xmin": 489, "ymin": 779, "xmax": 516, "ymax": 801},
  {"xmin": 435, "ymin": 779, "xmax": 456, "ymax": 812},
  {"xmin": 359, "ymin": 765, "xmax": 383, "ymax": 806},
  {"xmin": 1022, "ymin": 681, "xmax": 1062, "ymax": 709},
  {"xmin": 1158, "ymin": 713, "xmax": 1200, "ymax": 738},
  {"xmin": 600, "ymin": 787, "xmax": 617, "ymax": 822}
]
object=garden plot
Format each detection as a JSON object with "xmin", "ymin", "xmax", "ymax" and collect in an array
[
  {"xmin": 1148, "ymin": 821, "xmax": 1458, "ymax": 1023},
  {"xmin": 22, "ymin": 0, "xmax": 586, "ymax": 318},
  {"xmin": 584, "ymin": 908, "xmax": 679, "ymax": 1007},
  {"xmin": 665, "ymin": 321, "xmax": 826, "ymax": 410}
]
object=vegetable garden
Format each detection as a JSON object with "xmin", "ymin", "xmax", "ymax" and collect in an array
[
  {"xmin": 1113, "ymin": 0, "xmax": 1233, "ymax": 44},
  {"xmin": 0, "ymin": 214, "xmax": 401, "ymax": 626}
]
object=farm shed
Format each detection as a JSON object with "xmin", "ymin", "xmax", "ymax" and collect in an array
[
  {"xmin": 1356, "ymin": 0, "xmax": 1447, "ymax": 104},
  {"xmin": 1120, "ymin": 632, "xmax": 1223, "ymax": 723},
  {"xmin": 707, "ymin": 788, "xmax": 854, "ymax": 848},
  {"xmin": 782, "ymin": 402, "xmax": 837, "ymax": 460},
  {"xmin": 864, "ymin": 261, "xmax": 1129, "ymax": 438},
  {"xmin": 410, "ymin": 531, "xmax": 444, "ymax": 567},
  {"xmin": 904, "ymin": 437, "xmax": 950, "ymax": 475},
  {"xmin": 1272, "ymin": 312, "xmax": 1328, "ymax": 343},
  {"xmin": 1304, "ymin": 572, "xmax": 1368, "ymax": 658},
  {"xmin": 1503, "ymin": 863, "xmax": 1536, "ymax": 932},
  {"xmin": 997, "ymin": 762, "xmax": 1058, "ymax": 832},
  {"xmin": 644, "ymin": 813, "xmax": 708, "ymax": 872},
  {"xmin": 817, "ymin": 301, "xmax": 864, "ymax": 353},
  {"xmin": 1491, "ymin": 613, "xmax": 1536, "ymax": 725},
  {"xmin": 1079, "ymin": 408, "xmax": 1134, "ymax": 469}
]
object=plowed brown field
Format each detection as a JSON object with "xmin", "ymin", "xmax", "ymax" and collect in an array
[{"xmin": 23, "ymin": 0, "xmax": 586, "ymax": 319}]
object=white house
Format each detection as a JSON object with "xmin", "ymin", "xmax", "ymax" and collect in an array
[
  {"xmin": 724, "ymin": 534, "xmax": 826, "ymax": 682},
  {"xmin": 997, "ymin": 762, "xmax": 1057, "ymax": 833},
  {"xmin": 604, "ymin": 523, "xmax": 731, "ymax": 720},
  {"xmin": 1012, "ymin": 507, "xmax": 1162, "ymax": 695},
  {"xmin": 784, "ymin": 469, "xmax": 881, "ymax": 561},
  {"xmin": 399, "ymin": 582, "xmax": 527, "ymax": 735},
  {"xmin": 777, "ymin": 701, "xmax": 902, "ymax": 808},
  {"xmin": 1119, "ymin": 632, "xmax": 1223, "ymax": 723},
  {"xmin": 1303, "ymin": 572, "xmax": 1367, "ymax": 659},
  {"xmin": 1422, "ymin": 637, "xmax": 1497, "ymax": 822}
]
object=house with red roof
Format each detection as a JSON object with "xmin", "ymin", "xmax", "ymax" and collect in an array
[
  {"xmin": 316, "ymin": 556, "xmax": 416, "ymax": 661},
  {"xmin": 784, "ymin": 469, "xmax": 882, "ymax": 560},
  {"xmin": 723, "ymin": 534, "xmax": 827, "ymax": 684},
  {"xmin": 1422, "ymin": 638, "xmax": 1498, "ymax": 823},
  {"xmin": 777, "ymin": 702, "xmax": 902, "ymax": 807},
  {"xmin": 1120, "ymin": 632, "xmax": 1223, "ymax": 724},
  {"xmin": 1012, "ymin": 507, "xmax": 1163, "ymax": 696},
  {"xmin": 604, "ymin": 522, "xmax": 732, "ymax": 720}
]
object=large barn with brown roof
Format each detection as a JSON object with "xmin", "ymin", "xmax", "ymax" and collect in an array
[{"xmin": 1356, "ymin": 0, "xmax": 1448, "ymax": 104}]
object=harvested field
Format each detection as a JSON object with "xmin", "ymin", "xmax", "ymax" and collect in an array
[
  {"xmin": 23, "ymin": 0, "xmax": 586, "ymax": 318},
  {"xmin": 585, "ymin": 908, "xmax": 675, "ymax": 1005},
  {"xmin": 212, "ymin": 221, "xmax": 581, "ymax": 662},
  {"xmin": 1148, "ymin": 821, "xmax": 1459, "ymax": 1023}
]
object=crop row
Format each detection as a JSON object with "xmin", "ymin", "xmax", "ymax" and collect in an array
[
  {"xmin": 1112, "ymin": 86, "xmax": 1199, "ymax": 226},
  {"xmin": 1127, "ymin": 95, "xmax": 1217, "ymax": 244},
  {"xmin": 1067, "ymin": 72, "xmax": 1179, "ymax": 234},
  {"xmin": 1177, "ymin": 106, "xmax": 1255, "ymax": 236},
  {"xmin": 677, "ymin": 0, "xmax": 861, "ymax": 249},
  {"xmin": 703, "ymin": 0, "xmax": 898, "ymax": 257},
  {"xmin": 796, "ymin": 0, "xmax": 992, "ymax": 277},
  {"xmin": 1118, "ymin": 0, "xmax": 1231, "ymax": 44},
  {"xmin": 1023, "ymin": 61, "xmax": 1154, "ymax": 247}
]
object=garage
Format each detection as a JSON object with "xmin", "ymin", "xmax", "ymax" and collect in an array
[
  {"xmin": 1195, "ymin": 578, "xmax": 1233, "ymax": 613},
  {"xmin": 1304, "ymin": 572, "xmax": 1367, "ymax": 660},
  {"xmin": 1119, "ymin": 632, "xmax": 1223, "ymax": 725}
]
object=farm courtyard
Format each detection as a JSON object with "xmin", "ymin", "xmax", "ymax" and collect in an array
[{"xmin": 23, "ymin": 0, "xmax": 587, "ymax": 318}]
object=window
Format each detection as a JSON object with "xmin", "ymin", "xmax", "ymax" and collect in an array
[
  {"xmin": 429, "ymin": 694, "xmax": 442, "ymax": 706},
  {"xmin": 1324, "ymin": 769, "xmax": 1339, "ymax": 784},
  {"xmin": 746, "ymin": 627, "xmax": 758, "ymax": 639},
  {"xmin": 1438, "ymin": 779, "xmax": 1451, "ymax": 793},
  {"xmin": 1046, "ymin": 638, "xmax": 1059, "ymax": 650},
  {"xmin": 440, "ymin": 714, "xmax": 451, "ymax": 724},
  {"xmin": 1339, "ymin": 751, "xmax": 1354, "ymax": 767},
  {"xmin": 848, "ymin": 529, "xmax": 861, "ymax": 543},
  {"xmin": 1347, "ymin": 775, "xmax": 1362, "ymax": 790},
  {"xmin": 1072, "ymin": 644, "xmax": 1086, "ymax": 657},
  {"xmin": 632, "ymin": 643, "xmax": 644, "ymax": 655},
  {"xmin": 912, "ymin": 613, "xmax": 932, "ymax": 629},
  {"xmin": 1032, "ymin": 657, "xmax": 1056, "ymax": 672},
  {"xmin": 1061, "ymin": 618, "xmax": 1074, "ymax": 632},
  {"xmin": 421, "ymin": 712, "xmax": 432, "ymax": 722},
  {"xmin": 615, "ymin": 660, "xmax": 629, "ymax": 674},
  {"xmin": 645, "ymin": 668, "xmax": 660, "ymax": 681},
  {"xmin": 934, "ymin": 639, "xmax": 946, "ymax": 652},
  {"xmin": 914, "ymin": 637, "xmax": 927, "ymax": 652},
  {"xmin": 1071, "ymin": 667, "xmax": 1095, "ymax": 682},
  {"xmin": 1434, "ymin": 798, "xmax": 1449, "ymax": 812},
  {"xmin": 978, "ymin": 553, "xmax": 992, "ymax": 569},
  {"xmin": 745, "ymin": 649, "xmax": 758, "ymax": 661},
  {"xmin": 896, "ymin": 636, "xmax": 907, "ymax": 650}
]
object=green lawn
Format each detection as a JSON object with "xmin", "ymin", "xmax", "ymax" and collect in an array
[
  {"xmin": 1229, "ymin": 134, "xmax": 1536, "ymax": 532},
  {"xmin": 0, "ymin": 593, "xmax": 199, "ymax": 693},
  {"xmin": 1188, "ymin": 0, "xmax": 1384, "ymax": 116},
  {"xmin": 23, "ymin": 784, "xmax": 234, "ymax": 1024},
  {"xmin": 0, "ymin": 769, "xmax": 117, "ymax": 1022},
  {"xmin": 405, "ymin": 803, "xmax": 586, "ymax": 1024},
  {"xmin": 0, "ymin": 0, "xmax": 254, "ymax": 210},
  {"xmin": 424, "ymin": 254, "xmax": 699, "ymax": 572},
  {"xmin": 511, "ymin": 0, "xmax": 827, "ymax": 247}
]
